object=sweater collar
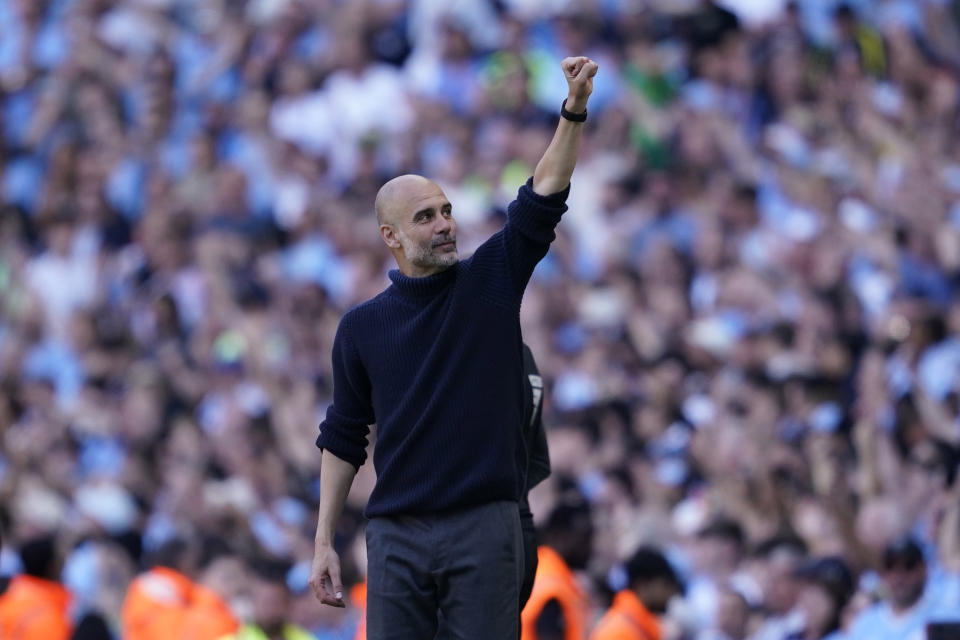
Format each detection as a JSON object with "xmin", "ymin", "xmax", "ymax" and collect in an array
[{"xmin": 388, "ymin": 265, "xmax": 457, "ymax": 297}]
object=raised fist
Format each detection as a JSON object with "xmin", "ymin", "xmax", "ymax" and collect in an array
[{"xmin": 561, "ymin": 56, "xmax": 598, "ymax": 109}]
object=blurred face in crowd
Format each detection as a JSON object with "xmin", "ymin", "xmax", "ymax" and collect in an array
[
  {"xmin": 796, "ymin": 583, "xmax": 837, "ymax": 637},
  {"xmin": 716, "ymin": 588, "xmax": 750, "ymax": 640},
  {"xmin": 694, "ymin": 533, "xmax": 741, "ymax": 576},
  {"xmin": 882, "ymin": 553, "xmax": 926, "ymax": 612},
  {"xmin": 202, "ymin": 556, "xmax": 246, "ymax": 602},
  {"xmin": 558, "ymin": 508, "xmax": 594, "ymax": 571},
  {"xmin": 763, "ymin": 550, "xmax": 802, "ymax": 615},
  {"xmin": 636, "ymin": 576, "xmax": 679, "ymax": 615},
  {"xmin": 253, "ymin": 579, "xmax": 291, "ymax": 633},
  {"xmin": 377, "ymin": 176, "xmax": 458, "ymax": 277}
]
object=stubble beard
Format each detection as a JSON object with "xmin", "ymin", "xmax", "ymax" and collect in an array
[{"xmin": 404, "ymin": 235, "xmax": 458, "ymax": 271}]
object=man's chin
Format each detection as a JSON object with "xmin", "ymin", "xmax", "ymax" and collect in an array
[{"xmin": 435, "ymin": 252, "xmax": 459, "ymax": 266}]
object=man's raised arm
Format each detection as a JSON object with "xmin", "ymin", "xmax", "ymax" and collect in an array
[{"xmin": 532, "ymin": 56, "xmax": 599, "ymax": 196}]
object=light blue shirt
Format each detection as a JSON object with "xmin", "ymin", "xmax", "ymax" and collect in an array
[{"xmin": 847, "ymin": 574, "xmax": 960, "ymax": 640}]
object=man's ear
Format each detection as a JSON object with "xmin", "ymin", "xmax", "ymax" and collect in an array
[{"xmin": 380, "ymin": 224, "xmax": 401, "ymax": 249}]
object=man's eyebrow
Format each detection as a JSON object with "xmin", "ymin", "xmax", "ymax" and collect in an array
[{"xmin": 413, "ymin": 207, "xmax": 433, "ymax": 219}]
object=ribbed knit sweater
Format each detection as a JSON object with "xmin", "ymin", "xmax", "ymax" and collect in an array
[{"xmin": 316, "ymin": 178, "xmax": 569, "ymax": 517}]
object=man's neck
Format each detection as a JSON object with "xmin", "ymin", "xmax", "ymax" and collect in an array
[{"xmin": 400, "ymin": 263, "xmax": 455, "ymax": 278}]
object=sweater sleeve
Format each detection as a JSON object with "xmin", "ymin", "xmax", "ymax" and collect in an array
[
  {"xmin": 468, "ymin": 178, "xmax": 570, "ymax": 305},
  {"xmin": 316, "ymin": 316, "xmax": 373, "ymax": 468},
  {"xmin": 509, "ymin": 177, "xmax": 570, "ymax": 246}
]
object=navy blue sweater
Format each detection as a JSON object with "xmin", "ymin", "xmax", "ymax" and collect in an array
[{"xmin": 316, "ymin": 178, "xmax": 569, "ymax": 518}]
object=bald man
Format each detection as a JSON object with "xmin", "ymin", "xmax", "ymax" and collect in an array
[{"xmin": 310, "ymin": 56, "xmax": 598, "ymax": 640}]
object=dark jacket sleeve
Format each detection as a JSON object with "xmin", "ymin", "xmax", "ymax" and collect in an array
[
  {"xmin": 522, "ymin": 344, "xmax": 551, "ymax": 490},
  {"xmin": 508, "ymin": 178, "xmax": 571, "ymax": 246},
  {"xmin": 467, "ymin": 178, "xmax": 570, "ymax": 306},
  {"xmin": 315, "ymin": 314, "xmax": 374, "ymax": 468}
]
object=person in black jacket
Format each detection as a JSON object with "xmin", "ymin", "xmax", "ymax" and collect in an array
[{"xmin": 309, "ymin": 56, "xmax": 598, "ymax": 640}]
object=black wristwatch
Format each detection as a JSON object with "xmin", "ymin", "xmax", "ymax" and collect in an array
[{"xmin": 560, "ymin": 98, "xmax": 587, "ymax": 122}]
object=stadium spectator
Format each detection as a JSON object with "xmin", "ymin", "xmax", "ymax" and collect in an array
[
  {"xmin": 521, "ymin": 494, "xmax": 594, "ymax": 640},
  {"xmin": 121, "ymin": 538, "xmax": 198, "ymax": 640},
  {"xmin": 747, "ymin": 536, "xmax": 807, "ymax": 640},
  {"xmin": 787, "ymin": 556, "xmax": 854, "ymax": 640},
  {"xmin": 846, "ymin": 537, "xmax": 960, "ymax": 640},
  {"xmin": 697, "ymin": 586, "xmax": 751, "ymax": 640},
  {"xmin": 589, "ymin": 546, "xmax": 681, "ymax": 640},
  {"xmin": 181, "ymin": 542, "xmax": 245, "ymax": 640},
  {"xmin": 222, "ymin": 558, "xmax": 314, "ymax": 640},
  {"xmin": 0, "ymin": 535, "xmax": 71, "ymax": 640},
  {"xmin": 685, "ymin": 519, "xmax": 747, "ymax": 630}
]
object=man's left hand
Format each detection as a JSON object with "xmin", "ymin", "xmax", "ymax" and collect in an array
[{"xmin": 561, "ymin": 56, "xmax": 598, "ymax": 112}]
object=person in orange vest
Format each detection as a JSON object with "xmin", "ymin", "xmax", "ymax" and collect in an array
[
  {"xmin": 123, "ymin": 536, "xmax": 246, "ymax": 640},
  {"xmin": 521, "ymin": 491, "xmax": 594, "ymax": 640},
  {"xmin": 218, "ymin": 558, "xmax": 315, "ymax": 640},
  {"xmin": 121, "ymin": 537, "xmax": 198, "ymax": 640},
  {"xmin": 589, "ymin": 547, "xmax": 682, "ymax": 640},
  {"xmin": 0, "ymin": 534, "xmax": 72, "ymax": 640},
  {"xmin": 181, "ymin": 543, "xmax": 245, "ymax": 640}
]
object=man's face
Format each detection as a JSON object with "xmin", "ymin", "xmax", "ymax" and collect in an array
[
  {"xmin": 638, "ymin": 576, "xmax": 679, "ymax": 615},
  {"xmin": 882, "ymin": 555, "xmax": 926, "ymax": 611},
  {"xmin": 382, "ymin": 181, "xmax": 458, "ymax": 276},
  {"xmin": 253, "ymin": 580, "xmax": 290, "ymax": 631},
  {"xmin": 796, "ymin": 583, "xmax": 835, "ymax": 633},
  {"xmin": 716, "ymin": 589, "xmax": 750, "ymax": 640},
  {"xmin": 764, "ymin": 553, "xmax": 801, "ymax": 615}
]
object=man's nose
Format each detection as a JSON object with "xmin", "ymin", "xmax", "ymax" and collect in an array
[{"xmin": 435, "ymin": 215, "xmax": 452, "ymax": 234}]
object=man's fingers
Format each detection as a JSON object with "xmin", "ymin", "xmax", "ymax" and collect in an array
[
  {"xmin": 327, "ymin": 558, "xmax": 341, "ymax": 584},
  {"xmin": 562, "ymin": 57, "xmax": 597, "ymax": 82},
  {"xmin": 310, "ymin": 573, "xmax": 347, "ymax": 608},
  {"xmin": 310, "ymin": 547, "xmax": 345, "ymax": 608},
  {"xmin": 572, "ymin": 59, "xmax": 596, "ymax": 79},
  {"xmin": 326, "ymin": 555, "xmax": 344, "ymax": 601},
  {"xmin": 309, "ymin": 575, "xmax": 326, "ymax": 602},
  {"xmin": 562, "ymin": 56, "xmax": 588, "ymax": 76},
  {"xmin": 580, "ymin": 61, "xmax": 598, "ymax": 78},
  {"xmin": 321, "ymin": 577, "xmax": 346, "ymax": 608},
  {"xmin": 320, "ymin": 590, "xmax": 346, "ymax": 607}
]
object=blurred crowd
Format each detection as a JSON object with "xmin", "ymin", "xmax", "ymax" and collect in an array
[{"xmin": 1, "ymin": 0, "xmax": 960, "ymax": 638}]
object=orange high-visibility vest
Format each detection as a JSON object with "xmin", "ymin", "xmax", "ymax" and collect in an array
[
  {"xmin": 122, "ymin": 567, "xmax": 195, "ymax": 640},
  {"xmin": 521, "ymin": 546, "xmax": 590, "ymax": 640},
  {"xmin": 181, "ymin": 583, "xmax": 240, "ymax": 640},
  {"xmin": 589, "ymin": 590, "xmax": 661, "ymax": 640},
  {"xmin": 0, "ymin": 574, "xmax": 71, "ymax": 640},
  {"xmin": 352, "ymin": 581, "xmax": 367, "ymax": 640}
]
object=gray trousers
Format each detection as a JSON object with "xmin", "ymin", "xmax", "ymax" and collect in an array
[{"xmin": 365, "ymin": 501, "xmax": 523, "ymax": 640}]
